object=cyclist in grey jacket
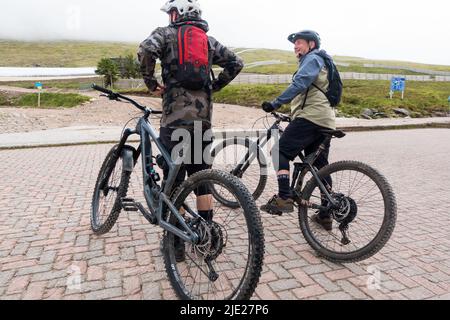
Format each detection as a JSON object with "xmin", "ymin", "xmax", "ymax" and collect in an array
[{"xmin": 261, "ymin": 30, "xmax": 336, "ymax": 231}]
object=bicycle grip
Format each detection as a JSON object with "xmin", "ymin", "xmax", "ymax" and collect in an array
[{"xmin": 92, "ymin": 84, "xmax": 113, "ymax": 95}]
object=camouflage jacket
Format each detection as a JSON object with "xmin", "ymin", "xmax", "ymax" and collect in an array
[{"xmin": 138, "ymin": 18, "xmax": 244, "ymax": 129}]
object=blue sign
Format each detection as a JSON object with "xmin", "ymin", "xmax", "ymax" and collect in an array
[
  {"xmin": 390, "ymin": 77, "xmax": 406, "ymax": 92},
  {"xmin": 35, "ymin": 82, "xmax": 43, "ymax": 89}
]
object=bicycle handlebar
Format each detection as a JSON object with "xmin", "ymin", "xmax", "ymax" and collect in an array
[
  {"xmin": 91, "ymin": 84, "xmax": 163, "ymax": 115},
  {"xmin": 92, "ymin": 84, "xmax": 114, "ymax": 96},
  {"xmin": 271, "ymin": 112, "xmax": 291, "ymax": 123}
]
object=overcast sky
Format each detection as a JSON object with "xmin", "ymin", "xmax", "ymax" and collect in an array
[{"xmin": 1, "ymin": 0, "xmax": 449, "ymax": 65}]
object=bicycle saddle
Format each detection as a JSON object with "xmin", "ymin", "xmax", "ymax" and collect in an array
[{"xmin": 319, "ymin": 129, "xmax": 346, "ymax": 138}]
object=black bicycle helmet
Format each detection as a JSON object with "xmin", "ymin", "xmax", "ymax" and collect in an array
[{"xmin": 288, "ymin": 30, "xmax": 321, "ymax": 49}]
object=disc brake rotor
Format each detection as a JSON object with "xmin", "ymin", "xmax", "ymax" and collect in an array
[
  {"xmin": 330, "ymin": 194, "xmax": 358, "ymax": 224},
  {"xmin": 193, "ymin": 221, "xmax": 225, "ymax": 261}
]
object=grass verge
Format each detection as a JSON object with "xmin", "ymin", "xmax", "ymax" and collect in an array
[
  {"xmin": 1, "ymin": 77, "xmax": 103, "ymax": 90},
  {"xmin": 0, "ymin": 91, "xmax": 91, "ymax": 108},
  {"xmin": 213, "ymin": 80, "xmax": 450, "ymax": 117}
]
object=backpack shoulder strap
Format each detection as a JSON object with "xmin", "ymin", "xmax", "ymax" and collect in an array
[
  {"xmin": 312, "ymin": 83, "xmax": 327, "ymax": 95},
  {"xmin": 301, "ymin": 87, "xmax": 310, "ymax": 110}
]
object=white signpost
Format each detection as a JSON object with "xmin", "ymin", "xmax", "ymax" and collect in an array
[
  {"xmin": 35, "ymin": 82, "xmax": 43, "ymax": 107},
  {"xmin": 390, "ymin": 77, "xmax": 406, "ymax": 100}
]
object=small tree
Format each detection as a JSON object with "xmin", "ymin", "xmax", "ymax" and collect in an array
[
  {"xmin": 95, "ymin": 58, "xmax": 119, "ymax": 88},
  {"xmin": 122, "ymin": 54, "xmax": 141, "ymax": 79}
]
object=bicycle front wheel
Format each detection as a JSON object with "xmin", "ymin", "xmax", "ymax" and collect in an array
[
  {"xmin": 91, "ymin": 145, "xmax": 131, "ymax": 235},
  {"xmin": 162, "ymin": 169, "xmax": 265, "ymax": 300},
  {"xmin": 211, "ymin": 138, "xmax": 268, "ymax": 208},
  {"xmin": 299, "ymin": 161, "xmax": 397, "ymax": 263}
]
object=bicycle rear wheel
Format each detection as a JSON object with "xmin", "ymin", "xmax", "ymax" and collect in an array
[
  {"xmin": 91, "ymin": 145, "xmax": 131, "ymax": 235},
  {"xmin": 162, "ymin": 169, "xmax": 265, "ymax": 300},
  {"xmin": 298, "ymin": 161, "xmax": 397, "ymax": 263},
  {"xmin": 211, "ymin": 138, "xmax": 267, "ymax": 208}
]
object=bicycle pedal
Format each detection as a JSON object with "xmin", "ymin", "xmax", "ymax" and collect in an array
[{"xmin": 121, "ymin": 198, "xmax": 139, "ymax": 212}]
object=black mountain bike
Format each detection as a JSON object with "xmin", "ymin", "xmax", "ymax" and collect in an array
[
  {"xmin": 211, "ymin": 112, "xmax": 397, "ymax": 263},
  {"xmin": 90, "ymin": 85, "xmax": 264, "ymax": 300}
]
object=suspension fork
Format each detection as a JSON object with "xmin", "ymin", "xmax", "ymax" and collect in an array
[
  {"xmin": 232, "ymin": 138, "xmax": 261, "ymax": 175},
  {"xmin": 99, "ymin": 128, "xmax": 136, "ymax": 191},
  {"xmin": 230, "ymin": 123, "xmax": 278, "ymax": 176},
  {"xmin": 133, "ymin": 145, "xmax": 142, "ymax": 166}
]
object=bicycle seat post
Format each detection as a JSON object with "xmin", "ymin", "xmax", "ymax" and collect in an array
[{"xmin": 303, "ymin": 135, "xmax": 330, "ymax": 166}]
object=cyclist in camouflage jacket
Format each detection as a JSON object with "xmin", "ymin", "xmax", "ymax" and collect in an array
[
  {"xmin": 137, "ymin": 2, "xmax": 243, "ymax": 254},
  {"xmin": 138, "ymin": 7, "xmax": 243, "ymax": 130}
]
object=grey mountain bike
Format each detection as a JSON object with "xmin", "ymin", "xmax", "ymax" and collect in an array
[
  {"xmin": 90, "ymin": 85, "xmax": 264, "ymax": 300},
  {"xmin": 211, "ymin": 112, "xmax": 397, "ymax": 263}
]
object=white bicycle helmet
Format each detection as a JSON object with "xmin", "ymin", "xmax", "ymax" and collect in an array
[{"xmin": 161, "ymin": 0, "xmax": 202, "ymax": 16}]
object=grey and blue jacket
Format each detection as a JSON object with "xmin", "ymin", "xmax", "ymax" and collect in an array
[{"xmin": 272, "ymin": 49, "xmax": 336, "ymax": 130}]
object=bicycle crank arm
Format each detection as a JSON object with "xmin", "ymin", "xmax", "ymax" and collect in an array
[
  {"xmin": 135, "ymin": 202, "xmax": 157, "ymax": 225},
  {"xmin": 299, "ymin": 199, "xmax": 328, "ymax": 211},
  {"xmin": 121, "ymin": 198, "xmax": 157, "ymax": 225}
]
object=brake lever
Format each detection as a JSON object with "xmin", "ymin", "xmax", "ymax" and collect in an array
[
  {"xmin": 280, "ymin": 113, "xmax": 292, "ymax": 123},
  {"xmin": 273, "ymin": 112, "xmax": 291, "ymax": 123},
  {"xmin": 99, "ymin": 93, "xmax": 118, "ymax": 101}
]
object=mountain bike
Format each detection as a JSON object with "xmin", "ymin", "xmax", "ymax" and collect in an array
[
  {"xmin": 90, "ymin": 85, "xmax": 264, "ymax": 300},
  {"xmin": 211, "ymin": 112, "xmax": 397, "ymax": 263}
]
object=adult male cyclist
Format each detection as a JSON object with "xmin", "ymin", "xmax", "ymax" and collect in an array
[
  {"xmin": 138, "ymin": 0, "xmax": 243, "ymax": 260},
  {"xmin": 260, "ymin": 30, "xmax": 336, "ymax": 231}
]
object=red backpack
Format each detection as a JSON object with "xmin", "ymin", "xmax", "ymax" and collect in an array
[{"xmin": 175, "ymin": 24, "xmax": 210, "ymax": 90}]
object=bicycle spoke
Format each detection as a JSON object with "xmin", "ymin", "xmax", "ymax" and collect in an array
[
  {"xmin": 303, "ymin": 166, "xmax": 391, "ymax": 256},
  {"xmin": 348, "ymin": 172, "xmax": 368, "ymax": 197},
  {"xmin": 168, "ymin": 176, "xmax": 258, "ymax": 300}
]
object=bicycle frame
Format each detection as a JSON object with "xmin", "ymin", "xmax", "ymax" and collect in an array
[
  {"xmin": 291, "ymin": 135, "xmax": 339, "ymax": 210},
  {"xmin": 230, "ymin": 118, "xmax": 282, "ymax": 176},
  {"xmin": 92, "ymin": 83, "xmax": 202, "ymax": 245},
  {"xmin": 126, "ymin": 118, "xmax": 202, "ymax": 244},
  {"xmin": 230, "ymin": 113, "xmax": 339, "ymax": 210}
]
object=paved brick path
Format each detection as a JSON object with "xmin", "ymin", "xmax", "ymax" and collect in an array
[{"xmin": 1, "ymin": 129, "xmax": 449, "ymax": 300}]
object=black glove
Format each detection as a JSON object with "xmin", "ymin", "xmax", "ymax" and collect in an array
[{"xmin": 262, "ymin": 101, "xmax": 276, "ymax": 113}]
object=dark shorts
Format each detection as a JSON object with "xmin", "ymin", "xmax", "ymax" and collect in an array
[
  {"xmin": 159, "ymin": 126, "xmax": 213, "ymax": 187},
  {"xmin": 275, "ymin": 118, "xmax": 331, "ymax": 169}
]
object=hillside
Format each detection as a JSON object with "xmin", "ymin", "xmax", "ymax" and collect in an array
[
  {"xmin": 236, "ymin": 49, "xmax": 450, "ymax": 75},
  {"xmin": 0, "ymin": 40, "xmax": 138, "ymax": 67},
  {"xmin": 1, "ymin": 41, "xmax": 450, "ymax": 75}
]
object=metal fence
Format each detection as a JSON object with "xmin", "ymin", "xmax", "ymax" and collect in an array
[
  {"xmin": 340, "ymin": 73, "xmax": 433, "ymax": 82},
  {"xmin": 363, "ymin": 64, "xmax": 450, "ymax": 76},
  {"xmin": 230, "ymin": 73, "xmax": 450, "ymax": 84},
  {"xmin": 114, "ymin": 72, "xmax": 450, "ymax": 89}
]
